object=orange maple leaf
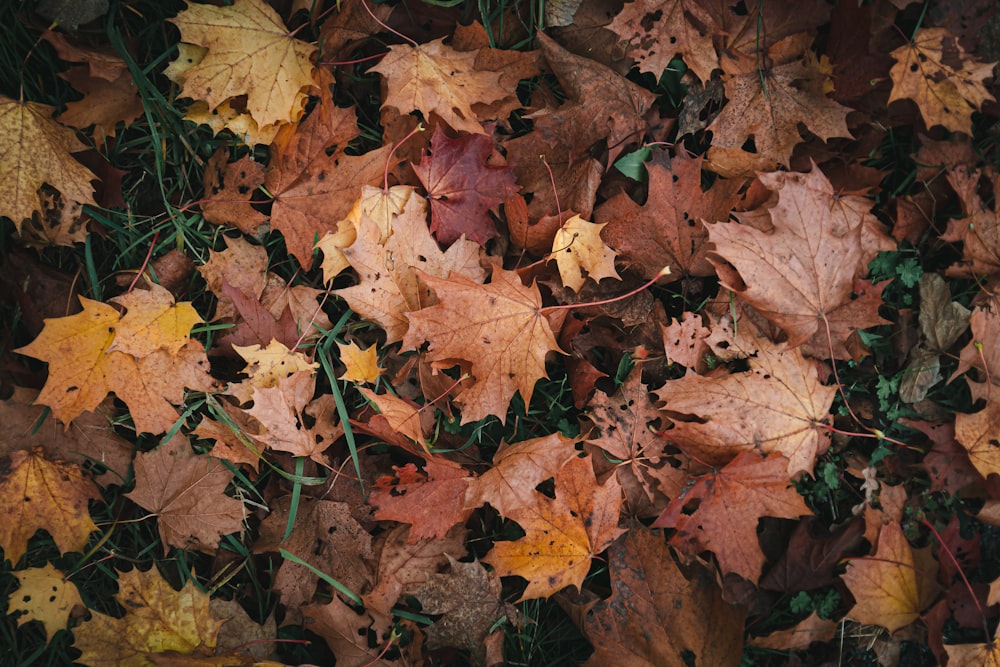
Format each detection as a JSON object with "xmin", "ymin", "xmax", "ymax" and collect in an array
[
  {"xmin": 843, "ymin": 522, "xmax": 938, "ymax": 634},
  {"xmin": 0, "ymin": 447, "xmax": 100, "ymax": 564},
  {"xmin": 888, "ymin": 27, "xmax": 996, "ymax": 135},
  {"xmin": 484, "ymin": 455, "xmax": 624, "ymax": 600},
  {"xmin": 403, "ymin": 266, "xmax": 563, "ymax": 424},
  {"xmin": 372, "ymin": 37, "xmax": 510, "ymax": 134},
  {"xmin": 653, "ymin": 451, "xmax": 812, "ymax": 583},
  {"xmin": 15, "ymin": 284, "xmax": 214, "ymax": 433}
]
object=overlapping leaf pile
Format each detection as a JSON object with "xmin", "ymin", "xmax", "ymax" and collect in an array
[{"xmin": 2, "ymin": 0, "xmax": 1000, "ymax": 664}]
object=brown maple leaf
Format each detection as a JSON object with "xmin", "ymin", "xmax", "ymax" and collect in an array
[
  {"xmin": 656, "ymin": 314, "xmax": 836, "ymax": 476},
  {"xmin": 126, "ymin": 435, "xmax": 246, "ymax": 553},
  {"xmin": 484, "ymin": 455, "xmax": 624, "ymax": 600},
  {"xmin": 584, "ymin": 525, "xmax": 747, "ymax": 666},
  {"xmin": 707, "ymin": 165, "xmax": 882, "ymax": 348},
  {"xmin": 941, "ymin": 167, "xmax": 1000, "ymax": 279},
  {"xmin": 584, "ymin": 366, "xmax": 688, "ymax": 518},
  {"xmin": 705, "ymin": 35, "xmax": 852, "ymax": 170},
  {"xmin": 403, "ymin": 267, "xmax": 563, "ymax": 424},
  {"xmin": 412, "ymin": 125, "xmax": 519, "ymax": 246},
  {"xmin": 200, "ymin": 149, "xmax": 267, "ymax": 234},
  {"xmin": 264, "ymin": 87, "xmax": 397, "ymax": 266},
  {"xmin": 888, "ymin": 27, "xmax": 997, "ymax": 135},
  {"xmin": 653, "ymin": 451, "xmax": 812, "ymax": 582},
  {"xmin": 596, "ymin": 153, "xmax": 745, "ymax": 280},
  {"xmin": 608, "ymin": 0, "xmax": 719, "ymax": 82},
  {"xmin": 369, "ymin": 459, "xmax": 474, "ymax": 543}
]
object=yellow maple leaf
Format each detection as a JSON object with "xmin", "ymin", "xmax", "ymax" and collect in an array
[
  {"xmin": 235, "ymin": 340, "xmax": 318, "ymax": 388},
  {"xmin": 0, "ymin": 96, "xmax": 97, "ymax": 232},
  {"xmin": 15, "ymin": 284, "xmax": 213, "ymax": 432},
  {"xmin": 551, "ymin": 214, "xmax": 621, "ymax": 292},
  {"xmin": 10, "ymin": 563, "xmax": 84, "ymax": 642},
  {"xmin": 0, "ymin": 447, "xmax": 100, "ymax": 564},
  {"xmin": 372, "ymin": 37, "xmax": 509, "ymax": 134},
  {"xmin": 72, "ymin": 567, "xmax": 223, "ymax": 666},
  {"xmin": 888, "ymin": 27, "xmax": 996, "ymax": 135},
  {"xmin": 169, "ymin": 0, "xmax": 316, "ymax": 130},
  {"xmin": 337, "ymin": 341, "xmax": 383, "ymax": 384}
]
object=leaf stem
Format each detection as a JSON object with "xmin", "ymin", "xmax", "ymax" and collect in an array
[{"xmin": 539, "ymin": 267, "xmax": 670, "ymax": 314}]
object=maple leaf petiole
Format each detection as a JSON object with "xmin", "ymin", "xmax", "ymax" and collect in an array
[{"xmin": 540, "ymin": 266, "xmax": 670, "ymax": 314}]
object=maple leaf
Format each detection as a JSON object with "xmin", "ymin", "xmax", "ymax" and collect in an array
[
  {"xmin": 584, "ymin": 366, "xmax": 688, "ymax": 517},
  {"xmin": 242, "ymin": 369, "xmax": 339, "ymax": 464},
  {"xmin": 0, "ymin": 387, "xmax": 133, "ymax": 487},
  {"xmin": 15, "ymin": 284, "xmax": 214, "ymax": 433},
  {"xmin": 888, "ymin": 27, "xmax": 997, "ymax": 135},
  {"xmin": 200, "ymin": 149, "xmax": 268, "ymax": 233},
  {"xmin": 0, "ymin": 95, "xmax": 97, "ymax": 232},
  {"xmin": 551, "ymin": 215, "xmax": 621, "ymax": 292},
  {"xmin": 653, "ymin": 451, "xmax": 812, "ymax": 582},
  {"xmin": 595, "ymin": 153, "xmax": 744, "ymax": 281},
  {"xmin": 843, "ymin": 522, "xmax": 939, "ymax": 634},
  {"xmin": 608, "ymin": 0, "xmax": 719, "ymax": 82},
  {"xmin": 533, "ymin": 32, "xmax": 657, "ymax": 165},
  {"xmin": 464, "ymin": 432, "xmax": 579, "ymax": 515},
  {"xmin": 411, "ymin": 557, "xmax": 516, "ymax": 659},
  {"xmin": 371, "ymin": 37, "xmax": 510, "ymax": 134},
  {"xmin": 412, "ymin": 125, "xmax": 519, "ymax": 246},
  {"xmin": 254, "ymin": 496, "xmax": 372, "ymax": 608},
  {"xmin": 369, "ymin": 524, "xmax": 469, "ymax": 609},
  {"xmin": 403, "ymin": 267, "xmax": 563, "ymax": 424},
  {"xmin": 584, "ymin": 525, "xmax": 747, "ymax": 667},
  {"xmin": 10, "ymin": 563, "xmax": 84, "ymax": 642},
  {"xmin": 168, "ymin": 0, "xmax": 316, "ymax": 129},
  {"xmin": 369, "ymin": 459, "xmax": 475, "ymax": 542},
  {"xmin": 43, "ymin": 29, "xmax": 144, "ymax": 140},
  {"xmin": 126, "ymin": 436, "xmax": 246, "ymax": 553},
  {"xmin": 941, "ymin": 167, "xmax": 1000, "ymax": 279},
  {"xmin": 337, "ymin": 341, "xmax": 383, "ymax": 384},
  {"xmin": 656, "ymin": 314, "xmax": 836, "ymax": 476},
  {"xmin": 302, "ymin": 596, "xmax": 397, "ymax": 667},
  {"xmin": 705, "ymin": 35, "xmax": 852, "ymax": 170},
  {"xmin": 954, "ymin": 398, "xmax": 1000, "ymax": 481},
  {"xmin": 72, "ymin": 567, "xmax": 223, "ymax": 666},
  {"xmin": 359, "ymin": 388, "xmax": 428, "ymax": 451},
  {"xmin": 707, "ymin": 165, "xmax": 882, "ymax": 348},
  {"xmin": 0, "ymin": 447, "xmax": 100, "ymax": 564},
  {"xmin": 336, "ymin": 197, "xmax": 486, "ymax": 344},
  {"xmin": 264, "ymin": 89, "xmax": 397, "ymax": 266},
  {"xmin": 484, "ymin": 455, "xmax": 624, "ymax": 600}
]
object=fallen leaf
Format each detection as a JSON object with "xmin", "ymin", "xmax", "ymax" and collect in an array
[
  {"xmin": 126, "ymin": 436, "xmax": 246, "ymax": 553},
  {"xmin": 608, "ymin": 0, "xmax": 719, "ymax": 82},
  {"xmin": 0, "ymin": 447, "xmax": 100, "ymax": 564},
  {"xmin": 843, "ymin": 521, "xmax": 938, "ymax": 633},
  {"xmin": 653, "ymin": 451, "xmax": 812, "ymax": 582},
  {"xmin": 254, "ymin": 496, "xmax": 372, "ymax": 608},
  {"xmin": 72, "ymin": 567, "xmax": 223, "ymax": 667},
  {"xmin": 168, "ymin": 0, "xmax": 316, "ymax": 129},
  {"xmin": 954, "ymin": 398, "xmax": 1000, "ymax": 481},
  {"xmin": 243, "ymin": 369, "xmax": 337, "ymax": 464},
  {"xmin": 412, "ymin": 125, "xmax": 519, "ymax": 246},
  {"xmin": 301, "ymin": 596, "xmax": 396, "ymax": 667},
  {"xmin": 200, "ymin": 149, "xmax": 268, "ymax": 233},
  {"xmin": 15, "ymin": 284, "xmax": 214, "ymax": 432},
  {"xmin": 338, "ymin": 341, "xmax": 383, "ymax": 384},
  {"xmin": 369, "ymin": 459, "xmax": 474, "ymax": 542},
  {"xmin": 583, "ymin": 524, "xmax": 746, "ymax": 667},
  {"xmin": 551, "ymin": 215, "xmax": 621, "ymax": 292},
  {"xmin": 0, "ymin": 95, "xmax": 97, "ymax": 233},
  {"xmin": 941, "ymin": 167, "xmax": 1000, "ymax": 279},
  {"xmin": 336, "ymin": 197, "xmax": 486, "ymax": 344},
  {"xmin": 748, "ymin": 611, "xmax": 837, "ymax": 650},
  {"xmin": 372, "ymin": 37, "xmax": 509, "ymax": 135},
  {"xmin": 403, "ymin": 267, "xmax": 563, "ymax": 424},
  {"xmin": 888, "ymin": 27, "xmax": 996, "ymax": 135},
  {"xmin": 411, "ymin": 557, "xmax": 516, "ymax": 659},
  {"xmin": 9, "ymin": 563, "xmax": 84, "ymax": 642},
  {"xmin": 484, "ymin": 455, "xmax": 624, "ymax": 600},
  {"xmin": 656, "ymin": 315, "xmax": 836, "ymax": 476}
]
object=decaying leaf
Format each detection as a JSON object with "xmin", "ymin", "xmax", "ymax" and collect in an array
[{"xmin": 9, "ymin": 563, "xmax": 84, "ymax": 642}]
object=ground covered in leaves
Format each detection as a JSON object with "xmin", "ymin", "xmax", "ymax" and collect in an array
[{"xmin": 1, "ymin": 0, "xmax": 1000, "ymax": 665}]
